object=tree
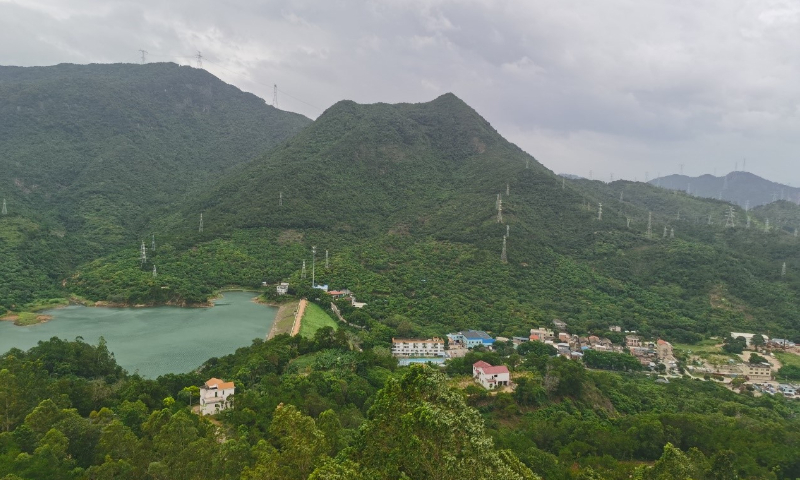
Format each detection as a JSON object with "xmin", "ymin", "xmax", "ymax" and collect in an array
[
  {"xmin": 750, "ymin": 334, "xmax": 764, "ymax": 349},
  {"xmin": 722, "ymin": 336, "xmax": 746, "ymax": 355},
  {"xmin": 748, "ymin": 353, "xmax": 767, "ymax": 365},
  {"xmin": 0, "ymin": 369, "xmax": 21, "ymax": 432},
  {"xmin": 336, "ymin": 364, "xmax": 538, "ymax": 480}
]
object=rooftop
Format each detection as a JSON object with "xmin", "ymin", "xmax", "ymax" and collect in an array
[{"xmin": 203, "ymin": 378, "xmax": 235, "ymax": 390}]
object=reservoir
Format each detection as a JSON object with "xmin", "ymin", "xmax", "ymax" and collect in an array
[{"xmin": 0, "ymin": 291, "xmax": 277, "ymax": 378}]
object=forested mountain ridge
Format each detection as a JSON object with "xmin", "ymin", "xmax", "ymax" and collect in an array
[
  {"xmin": 73, "ymin": 93, "xmax": 800, "ymax": 341},
  {"xmin": 651, "ymin": 171, "xmax": 800, "ymax": 207},
  {"xmin": 0, "ymin": 62, "xmax": 311, "ymax": 312}
]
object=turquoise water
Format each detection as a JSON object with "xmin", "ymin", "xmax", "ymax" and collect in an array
[
  {"xmin": 0, "ymin": 291, "xmax": 277, "ymax": 378},
  {"xmin": 398, "ymin": 358, "xmax": 446, "ymax": 366}
]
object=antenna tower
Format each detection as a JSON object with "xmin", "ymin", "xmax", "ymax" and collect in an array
[
  {"xmin": 140, "ymin": 241, "xmax": 147, "ymax": 266},
  {"xmin": 273, "ymin": 84, "xmax": 278, "ymax": 107},
  {"xmin": 597, "ymin": 203, "xmax": 602, "ymax": 221},
  {"xmin": 195, "ymin": 51, "xmax": 203, "ymax": 68},
  {"xmin": 500, "ymin": 236, "xmax": 507, "ymax": 263},
  {"xmin": 724, "ymin": 206, "xmax": 736, "ymax": 228},
  {"xmin": 301, "ymin": 260, "xmax": 306, "ymax": 279},
  {"xmin": 311, "ymin": 246, "xmax": 316, "ymax": 287},
  {"xmin": 199, "ymin": 213, "xmax": 203, "ymax": 233},
  {"xmin": 1, "ymin": 198, "xmax": 6, "ymax": 215},
  {"xmin": 646, "ymin": 212, "xmax": 652, "ymax": 238},
  {"xmin": 139, "ymin": 49, "xmax": 148, "ymax": 64}
]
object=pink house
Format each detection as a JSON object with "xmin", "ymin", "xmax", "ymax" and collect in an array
[{"xmin": 473, "ymin": 361, "xmax": 510, "ymax": 389}]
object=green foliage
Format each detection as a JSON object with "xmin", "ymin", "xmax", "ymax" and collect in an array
[{"xmin": 583, "ymin": 350, "xmax": 643, "ymax": 372}]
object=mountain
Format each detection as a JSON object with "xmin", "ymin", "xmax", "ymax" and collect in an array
[
  {"xmin": 0, "ymin": 62, "xmax": 310, "ymax": 312},
  {"xmin": 650, "ymin": 171, "xmax": 800, "ymax": 208},
  {"xmin": 72, "ymin": 94, "xmax": 800, "ymax": 341}
]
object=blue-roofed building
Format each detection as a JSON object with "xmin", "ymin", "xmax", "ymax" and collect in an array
[{"xmin": 447, "ymin": 330, "xmax": 496, "ymax": 348}]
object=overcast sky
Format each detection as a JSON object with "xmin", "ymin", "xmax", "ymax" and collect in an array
[{"xmin": 2, "ymin": 0, "xmax": 800, "ymax": 184}]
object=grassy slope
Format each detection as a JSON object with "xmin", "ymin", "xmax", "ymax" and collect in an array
[{"xmin": 299, "ymin": 302, "xmax": 338, "ymax": 338}]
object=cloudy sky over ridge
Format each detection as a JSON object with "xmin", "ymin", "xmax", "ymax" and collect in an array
[{"xmin": 2, "ymin": 0, "xmax": 800, "ymax": 184}]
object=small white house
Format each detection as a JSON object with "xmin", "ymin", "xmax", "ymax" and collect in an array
[
  {"xmin": 472, "ymin": 361, "xmax": 510, "ymax": 389},
  {"xmin": 199, "ymin": 378, "xmax": 235, "ymax": 415},
  {"xmin": 276, "ymin": 283, "xmax": 289, "ymax": 295}
]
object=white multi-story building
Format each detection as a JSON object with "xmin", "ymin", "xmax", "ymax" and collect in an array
[
  {"xmin": 391, "ymin": 338, "xmax": 445, "ymax": 357},
  {"xmin": 199, "ymin": 378, "xmax": 235, "ymax": 415},
  {"xmin": 472, "ymin": 361, "xmax": 510, "ymax": 389},
  {"xmin": 276, "ymin": 283, "xmax": 289, "ymax": 295}
]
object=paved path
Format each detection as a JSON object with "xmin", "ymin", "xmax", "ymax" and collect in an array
[{"xmin": 291, "ymin": 299, "xmax": 307, "ymax": 336}]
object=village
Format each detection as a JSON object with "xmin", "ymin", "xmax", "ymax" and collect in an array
[{"xmin": 389, "ymin": 319, "xmax": 800, "ymax": 398}]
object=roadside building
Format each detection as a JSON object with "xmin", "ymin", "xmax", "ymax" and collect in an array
[
  {"xmin": 276, "ymin": 283, "xmax": 289, "ymax": 295},
  {"xmin": 472, "ymin": 361, "xmax": 510, "ymax": 389},
  {"xmin": 553, "ymin": 319, "xmax": 567, "ymax": 331},
  {"xmin": 199, "ymin": 378, "xmax": 235, "ymax": 415},
  {"xmin": 530, "ymin": 327, "xmax": 555, "ymax": 342},
  {"xmin": 742, "ymin": 362, "xmax": 772, "ymax": 381},
  {"xmin": 656, "ymin": 339, "xmax": 673, "ymax": 360},
  {"xmin": 626, "ymin": 335, "xmax": 642, "ymax": 348},
  {"xmin": 609, "ymin": 325, "xmax": 622, "ymax": 332},
  {"xmin": 447, "ymin": 330, "xmax": 495, "ymax": 349},
  {"xmin": 391, "ymin": 338, "xmax": 445, "ymax": 357}
]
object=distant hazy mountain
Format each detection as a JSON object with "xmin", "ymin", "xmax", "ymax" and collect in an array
[
  {"xmin": 650, "ymin": 171, "xmax": 800, "ymax": 208},
  {"xmin": 558, "ymin": 173, "xmax": 584, "ymax": 180}
]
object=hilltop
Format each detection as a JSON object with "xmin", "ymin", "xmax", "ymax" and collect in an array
[
  {"xmin": 72, "ymin": 94, "xmax": 800, "ymax": 341},
  {"xmin": 0, "ymin": 62, "xmax": 310, "ymax": 312},
  {"xmin": 651, "ymin": 171, "xmax": 800, "ymax": 207}
]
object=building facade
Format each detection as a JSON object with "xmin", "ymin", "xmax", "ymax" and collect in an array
[
  {"xmin": 199, "ymin": 378, "xmax": 235, "ymax": 415},
  {"xmin": 447, "ymin": 330, "xmax": 495, "ymax": 348},
  {"xmin": 473, "ymin": 360, "xmax": 510, "ymax": 389},
  {"xmin": 391, "ymin": 337, "xmax": 446, "ymax": 357}
]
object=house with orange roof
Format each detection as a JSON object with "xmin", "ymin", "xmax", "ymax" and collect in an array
[{"xmin": 199, "ymin": 378, "xmax": 235, "ymax": 415}]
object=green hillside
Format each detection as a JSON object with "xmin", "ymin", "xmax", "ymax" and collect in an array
[
  {"xmin": 0, "ymin": 62, "xmax": 310, "ymax": 313},
  {"xmin": 72, "ymin": 94, "xmax": 800, "ymax": 341}
]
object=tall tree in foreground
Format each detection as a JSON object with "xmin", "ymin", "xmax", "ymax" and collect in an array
[{"xmin": 313, "ymin": 364, "xmax": 537, "ymax": 479}]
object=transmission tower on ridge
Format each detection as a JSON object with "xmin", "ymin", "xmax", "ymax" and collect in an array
[
  {"xmin": 273, "ymin": 84, "xmax": 278, "ymax": 107},
  {"xmin": 765, "ymin": 219, "xmax": 770, "ymax": 232},
  {"xmin": 501, "ymin": 236, "xmax": 507, "ymax": 263},
  {"xmin": 506, "ymin": 224, "xmax": 510, "ymax": 238},
  {"xmin": 151, "ymin": 233, "xmax": 155, "ymax": 252},
  {"xmin": 325, "ymin": 250, "xmax": 329, "ymax": 269},
  {"xmin": 670, "ymin": 228, "xmax": 674, "ymax": 238},
  {"xmin": 497, "ymin": 194, "xmax": 503, "ymax": 223},
  {"xmin": 746, "ymin": 216, "xmax": 751, "ymax": 229},
  {"xmin": 301, "ymin": 260, "xmax": 306, "ymax": 279},
  {"xmin": 725, "ymin": 206, "xmax": 736, "ymax": 228},
  {"xmin": 647, "ymin": 212, "xmax": 652, "ymax": 238},
  {"xmin": 626, "ymin": 217, "xmax": 631, "ymax": 228},
  {"xmin": 311, "ymin": 246, "xmax": 317, "ymax": 287},
  {"xmin": 195, "ymin": 51, "xmax": 203, "ymax": 68},
  {"xmin": 139, "ymin": 49, "xmax": 148, "ymax": 64},
  {"xmin": 140, "ymin": 241, "xmax": 147, "ymax": 266},
  {"xmin": 597, "ymin": 203, "xmax": 602, "ymax": 221},
  {"xmin": 199, "ymin": 213, "xmax": 204, "ymax": 233}
]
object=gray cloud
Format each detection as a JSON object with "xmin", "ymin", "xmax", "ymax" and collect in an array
[{"xmin": 2, "ymin": 0, "xmax": 799, "ymax": 184}]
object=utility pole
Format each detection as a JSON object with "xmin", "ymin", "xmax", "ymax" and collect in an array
[
  {"xmin": 501, "ymin": 235, "xmax": 507, "ymax": 263},
  {"xmin": 139, "ymin": 49, "xmax": 148, "ymax": 64},
  {"xmin": 647, "ymin": 212, "xmax": 652, "ymax": 238},
  {"xmin": 199, "ymin": 213, "xmax": 203, "ymax": 233},
  {"xmin": 273, "ymin": 84, "xmax": 278, "ymax": 108},
  {"xmin": 497, "ymin": 194, "xmax": 503, "ymax": 223},
  {"xmin": 195, "ymin": 51, "xmax": 203, "ymax": 68},
  {"xmin": 311, "ymin": 246, "xmax": 316, "ymax": 287}
]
